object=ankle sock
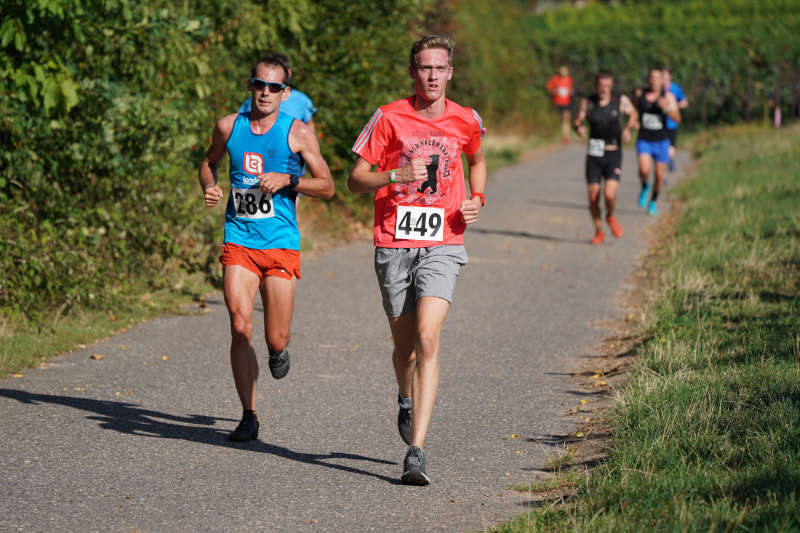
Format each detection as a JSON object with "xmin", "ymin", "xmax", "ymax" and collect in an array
[{"xmin": 397, "ymin": 393, "xmax": 412, "ymax": 410}]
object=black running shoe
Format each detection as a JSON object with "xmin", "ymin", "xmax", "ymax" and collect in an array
[
  {"xmin": 397, "ymin": 402, "xmax": 412, "ymax": 445},
  {"xmin": 268, "ymin": 349, "xmax": 290, "ymax": 379},
  {"xmin": 228, "ymin": 413, "xmax": 259, "ymax": 442},
  {"xmin": 401, "ymin": 446, "xmax": 430, "ymax": 486}
]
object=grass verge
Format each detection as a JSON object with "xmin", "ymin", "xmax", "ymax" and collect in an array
[{"xmin": 495, "ymin": 123, "xmax": 800, "ymax": 532}]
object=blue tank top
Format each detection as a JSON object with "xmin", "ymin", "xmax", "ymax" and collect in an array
[{"xmin": 224, "ymin": 111, "xmax": 303, "ymax": 250}]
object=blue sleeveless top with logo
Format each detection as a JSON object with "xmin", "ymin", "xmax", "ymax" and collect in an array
[{"xmin": 224, "ymin": 111, "xmax": 303, "ymax": 250}]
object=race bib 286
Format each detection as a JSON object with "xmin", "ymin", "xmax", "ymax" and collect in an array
[{"xmin": 232, "ymin": 188, "xmax": 274, "ymax": 219}]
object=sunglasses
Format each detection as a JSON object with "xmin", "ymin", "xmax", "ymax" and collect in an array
[{"xmin": 249, "ymin": 77, "xmax": 287, "ymax": 93}]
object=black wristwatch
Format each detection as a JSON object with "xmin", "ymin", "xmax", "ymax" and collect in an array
[{"xmin": 288, "ymin": 175, "xmax": 299, "ymax": 189}]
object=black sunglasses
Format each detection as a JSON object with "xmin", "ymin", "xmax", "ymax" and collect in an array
[{"xmin": 249, "ymin": 77, "xmax": 287, "ymax": 93}]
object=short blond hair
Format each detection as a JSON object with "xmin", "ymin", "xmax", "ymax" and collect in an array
[{"xmin": 410, "ymin": 35, "xmax": 454, "ymax": 69}]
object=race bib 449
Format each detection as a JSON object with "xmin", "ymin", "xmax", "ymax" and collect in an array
[
  {"xmin": 395, "ymin": 205, "xmax": 444, "ymax": 242},
  {"xmin": 232, "ymin": 188, "xmax": 274, "ymax": 219}
]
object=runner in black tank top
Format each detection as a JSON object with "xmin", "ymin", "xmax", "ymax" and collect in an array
[
  {"xmin": 635, "ymin": 67, "xmax": 681, "ymax": 216},
  {"xmin": 637, "ymin": 89, "xmax": 668, "ymax": 142},
  {"xmin": 573, "ymin": 71, "xmax": 638, "ymax": 244}
]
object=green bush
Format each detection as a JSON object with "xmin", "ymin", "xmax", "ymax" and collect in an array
[{"xmin": 0, "ymin": 0, "xmax": 434, "ymax": 323}]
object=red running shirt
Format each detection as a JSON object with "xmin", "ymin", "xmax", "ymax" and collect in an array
[
  {"xmin": 352, "ymin": 96, "xmax": 483, "ymax": 248},
  {"xmin": 546, "ymin": 75, "xmax": 573, "ymax": 106}
]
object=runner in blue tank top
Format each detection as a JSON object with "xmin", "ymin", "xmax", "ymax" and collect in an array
[
  {"xmin": 198, "ymin": 57, "xmax": 335, "ymax": 442},
  {"xmin": 662, "ymin": 67, "xmax": 689, "ymax": 172}
]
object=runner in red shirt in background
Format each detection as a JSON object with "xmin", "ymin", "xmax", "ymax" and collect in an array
[
  {"xmin": 547, "ymin": 65, "xmax": 574, "ymax": 144},
  {"xmin": 349, "ymin": 35, "xmax": 486, "ymax": 486}
]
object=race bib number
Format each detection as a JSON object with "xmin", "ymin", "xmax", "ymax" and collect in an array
[
  {"xmin": 395, "ymin": 206, "xmax": 445, "ymax": 242},
  {"xmin": 232, "ymin": 187, "xmax": 274, "ymax": 219},
  {"xmin": 588, "ymin": 138, "xmax": 606, "ymax": 157},
  {"xmin": 557, "ymin": 86, "xmax": 569, "ymax": 97},
  {"xmin": 642, "ymin": 112, "xmax": 663, "ymax": 130}
]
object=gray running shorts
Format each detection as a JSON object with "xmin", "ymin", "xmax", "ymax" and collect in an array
[{"xmin": 374, "ymin": 245, "xmax": 469, "ymax": 318}]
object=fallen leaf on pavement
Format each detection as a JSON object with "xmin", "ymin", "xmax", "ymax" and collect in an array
[{"xmin": 90, "ymin": 354, "xmax": 106, "ymax": 360}]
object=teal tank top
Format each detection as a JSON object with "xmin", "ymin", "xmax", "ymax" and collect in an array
[{"xmin": 224, "ymin": 112, "xmax": 304, "ymax": 250}]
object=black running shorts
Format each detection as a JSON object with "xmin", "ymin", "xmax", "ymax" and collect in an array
[{"xmin": 585, "ymin": 150, "xmax": 622, "ymax": 184}]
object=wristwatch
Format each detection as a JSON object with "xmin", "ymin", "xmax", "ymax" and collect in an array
[{"xmin": 288, "ymin": 175, "xmax": 300, "ymax": 189}]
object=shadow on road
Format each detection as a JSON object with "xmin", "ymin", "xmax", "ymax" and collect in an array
[
  {"xmin": 471, "ymin": 227, "xmax": 586, "ymax": 244},
  {"xmin": 0, "ymin": 388, "xmax": 399, "ymax": 484},
  {"xmin": 528, "ymin": 198, "xmax": 649, "ymax": 217}
]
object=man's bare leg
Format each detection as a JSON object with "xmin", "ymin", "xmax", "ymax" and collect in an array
[
  {"xmin": 638, "ymin": 153, "xmax": 653, "ymax": 208},
  {"xmin": 224, "ymin": 265, "xmax": 262, "ymax": 411},
  {"xmin": 259, "ymin": 275, "xmax": 296, "ymax": 353},
  {"xmin": 588, "ymin": 183, "xmax": 602, "ymax": 230},
  {"xmin": 588, "ymin": 183, "xmax": 604, "ymax": 244},
  {"xmin": 604, "ymin": 179, "xmax": 619, "ymax": 218},
  {"xmin": 389, "ymin": 310, "xmax": 417, "ymax": 400},
  {"xmin": 259, "ymin": 274, "xmax": 296, "ymax": 379},
  {"xmin": 409, "ymin": 296, "xmax": 450, "ymax": 449}
]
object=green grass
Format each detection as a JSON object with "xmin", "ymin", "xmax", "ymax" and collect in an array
[{"xmin": 496, "ymin": 123, "xmax": 800, "ymax": 532}]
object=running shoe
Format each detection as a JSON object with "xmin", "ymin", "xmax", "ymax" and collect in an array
[
  {"xmin": 606, "ymin": 216, "xmax": 624, "ymax": 238},
  {"xmin": 401, "ymin": 446, "xmax": 430, "ymax": 486},
  {"xmin": 397, "ymin": 397, "xmax": 412, "ymax": 445},
  {"xmin": 638, "ymin": 184, "xmax": 650, "ymax": 208},
  {"xmin": 228, "ymin": 412, "xmax": 259, "ymax": 442},
  {"xmin": 268, "ymin": 349, "xmax": 290, "ymax": 379},
  {"xmin": 648, "ymin": 201, "xmax": 658, "ymax": 216},
  {"xmin": 590, "ymin": 229, "xmax": 605, "ymax": 245}
]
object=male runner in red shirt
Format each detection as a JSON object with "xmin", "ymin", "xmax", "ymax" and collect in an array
[
  {"xmin": 546, "ymin": 65, "xmax": 574, "ymax": 143},
  {"xmin": 349, "ymin": 35, "xmax": 486, "ymax": 485}
]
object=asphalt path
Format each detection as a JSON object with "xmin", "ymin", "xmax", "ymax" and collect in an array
[{"xmin": 0, "ymin": 144, "xmax": 689, "ymax": 532}]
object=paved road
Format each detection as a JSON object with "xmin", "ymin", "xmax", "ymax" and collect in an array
[{"xmin": 1, "ymin": 145, "xmax": 688, "ymax": 532}]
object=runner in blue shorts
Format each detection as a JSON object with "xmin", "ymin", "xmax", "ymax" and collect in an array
[{"xmin": 635, "ymin": 67, "xmax": 681, "ymax": 216}]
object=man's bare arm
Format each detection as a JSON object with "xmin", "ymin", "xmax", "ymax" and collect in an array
[
  {"xmin": 198, "ymin": 114, "xmax": 236, "ymax": 207},
  {"xmin": 460, "ymin": 148, "xmax": 486, "ymax": 225},
  {"xmin": 661, "ymin": 93, "xmax": 681, "ymax": 124},
  {"xmin": 620, "ymin": 94, "xmax": 639, "ymax": 141},
  {"xmin": 268, "ymin": 120, "xmax": 334, "ymax": 199},
  {"xmin": 348, "ymin": 156, "xmax": 427, "ymax": 194},
  {"xmin": 573, "ymin": 97, "xmax": 589, "ymax": 136}
]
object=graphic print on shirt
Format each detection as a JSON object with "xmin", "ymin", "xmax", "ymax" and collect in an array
[
  {"xmin": 394, "ymin": 133, "xmax": 456, "ymax": 206},
  {"xmin": 417, "ymin": 155, "xmax": 439, "ymax": 194}
]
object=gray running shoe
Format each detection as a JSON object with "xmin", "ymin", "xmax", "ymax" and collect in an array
[
  {"xmin": 397, "ymin": 398, "xmax": 412, "ymax": 445},
  {"xmin": 228, "ymin": 413, "xmax": 259, "ymax": 442},
  {"xmin": 401, "ymin": 446, "xmax": 430, "ymax": 486},
  {"xmin": 268, "ymin": 349, "xmax": 290, "ymax": 379}
]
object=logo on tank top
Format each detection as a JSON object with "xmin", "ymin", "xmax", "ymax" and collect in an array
[{"xmin": 244, "ymin": 152, "xmax": 264, "ymax": 175}]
